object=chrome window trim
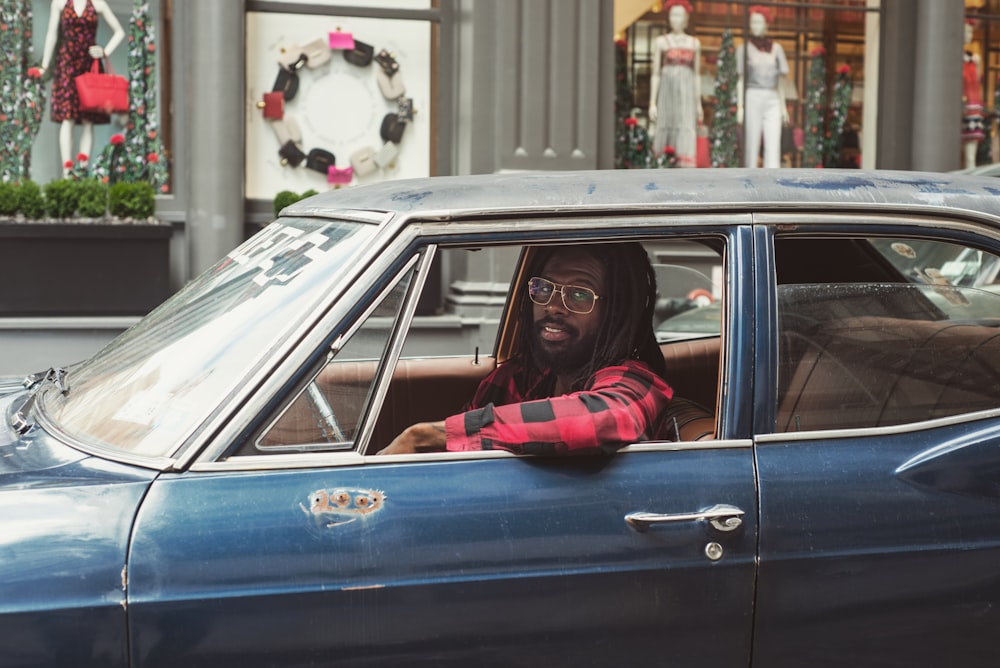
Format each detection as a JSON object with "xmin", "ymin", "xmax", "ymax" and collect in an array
[
  {"xmin": 189, "ymin": 439, "xmax": 753, "ymax": 472},
  {"xmin": 756, "ymin": 408, "xmax": 1000, "ymax": 444},
  {"xmin": 754, "ymin": 210, "xmax": 1000, "ymax": 242}
]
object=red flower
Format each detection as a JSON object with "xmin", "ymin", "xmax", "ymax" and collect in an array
[
  {"xmin": 148, "ymin": 131, "xmax": 157, "ymax": 139},
  {"xmin": 810, "ymin": 46, "xmax": 826, "ymax": 57},
  {"xmin": 110, "ymin": 133, "xmax": 125, "ymax": 145},
  {"xmin": 76, "ymin": 153, "xmax": 88, "ymax": 163},
  {"xmin": 27, "ymin": 67, "xmax": 42, "ymax": 78},
  {"xmin": 838, "ymin": 64, "xmax": 850, "ymax": 75},
  {"xmin": 624, "ymin": 117, "xmax": 638, "ymax": 127},
  {"xmin": 664, "ymin": 146, "xmax": 676, "ymax": 156},
  {"xmin": 146, "ymin": 152, "xmax": 159, "ymax": 164},
  {"xmin": 147, "ymin": 43, "xmax": 155, "ymax": 52},
  {"xmin": 63, "ymin": 160, "xmax": 74, "ymax": 169},
  {"xmin": 614, "ymin": 39, "xmax": 627, "ymax": 49}
]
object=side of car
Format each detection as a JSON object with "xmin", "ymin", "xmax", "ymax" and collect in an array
[{"xmin": 115, "ymin": 205, "xmax": 1000, "ymax": 666}]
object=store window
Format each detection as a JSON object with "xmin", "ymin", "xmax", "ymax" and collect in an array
[
  {"xmin": 965, "ymin": 0, "xmax": 999, "ymax": 169},
  {"xmin": 244, "ymin": 2, "xmax": 434, "ymax": 201},
  {"xmin": 25, "ymin": 0, "xmax": 171, "ymax": 192},
  {"xmin": 615, "ymin": 0, "xmax": 878, "ymax": 170}
]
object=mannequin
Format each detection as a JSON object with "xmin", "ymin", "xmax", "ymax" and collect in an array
[
  {"xmin": 736, "ymin": 5, "xmax": 789, "ymax": 168},
  {"xmin": 648, "ymin": 0, "xmax": 702, "ymax": 167},
  {"xmin": 39, "ymin": 0, "xmax": 125, "ymax": 174},
  {"xmin": 962, "ymin": 20, "xmax": 984, "ymax": 170}
]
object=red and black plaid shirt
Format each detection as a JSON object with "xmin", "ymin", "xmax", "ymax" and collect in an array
[{"xmin": 444, "ymin": 359, "xmax": 674, "ymax": 455}]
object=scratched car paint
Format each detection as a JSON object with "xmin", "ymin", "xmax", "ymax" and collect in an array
[{"xmin": 6, "ymin": 169, "xmax": 1000, "ymax": 667}]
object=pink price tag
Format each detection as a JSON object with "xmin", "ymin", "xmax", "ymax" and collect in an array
[
  {"xmin": 328, "ymin": 166, "xmax": 354, "ymax": 185},
  {"xmin": 328, "ymin": 31, "xmax": 356, "ymax": 50}
]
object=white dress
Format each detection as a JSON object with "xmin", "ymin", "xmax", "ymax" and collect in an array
[{"xmin": 653, "ymin": 32, "xmax": 699, "ymax": 167}]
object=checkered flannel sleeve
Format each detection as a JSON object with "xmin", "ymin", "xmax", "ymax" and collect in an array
[{"xmin": 445, "ymin": 361, "xmax": 674, "ymax": 455}]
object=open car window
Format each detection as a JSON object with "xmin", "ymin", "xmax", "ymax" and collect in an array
[{"xmin": 242, "ymin": 235, "xmax": 729, "ymax": 458}]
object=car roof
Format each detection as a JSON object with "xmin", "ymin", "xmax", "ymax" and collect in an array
[{"xmin": 283, "ymin": 168, "xmax": 1000, "ymax": 222}]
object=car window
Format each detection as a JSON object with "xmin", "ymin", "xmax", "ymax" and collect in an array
[
  {"xmin": 774, "ymin": 235, "xmax": 1000, "ymax": 433},
  {"xmin": 253, "ymin": 262, "xmax": 416, "ymax": 452}
]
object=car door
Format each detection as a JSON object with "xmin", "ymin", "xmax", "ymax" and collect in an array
[
  {"xmin": 751, "ymin": 220, "xmax": 1000, "ymax": 667},
  {"xmin": 127, "ymin": 225, "xmax": 759, "ymax": 667}
]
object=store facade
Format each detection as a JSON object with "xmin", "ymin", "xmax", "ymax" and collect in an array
[{"xmin": 0, "ymin": 0, "xmax": 991, "ymax": 373}]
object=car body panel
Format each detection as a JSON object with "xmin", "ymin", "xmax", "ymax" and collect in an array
[
  {"xmin": 128, "ymin": 448, "xmax": 757, "ymax": 667},
  {"xmin": 0, "ymin": 393, "xmax": 156, "ymax": 668}
]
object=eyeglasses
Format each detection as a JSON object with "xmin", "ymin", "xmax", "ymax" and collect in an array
[{"xmin": 527, "ymin": 277, "xmax": 601, "ymax": 314}]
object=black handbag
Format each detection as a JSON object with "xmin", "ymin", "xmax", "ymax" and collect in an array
[
  {"xmin": 343, "ymin": 40, "xmax": 374, "ymax": 67},
  {"xmin": 305, "ymin": 148, "xmax": 336, "ymax": 174},
  {"xmin": 272, "ymin": 68, "xmax": 300, "ymax": 102},
  {"xmin": 380, "ymin": 113, "xmax": 407, "ymax": 144},
  {"xmin": 278, "ymin": 140, "xmax": 306, "ymax": 167}
]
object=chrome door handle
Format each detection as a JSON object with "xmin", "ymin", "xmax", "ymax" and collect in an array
[{"xmin": 625, "ymin": 504, "xmax": 745, "ymax": 533}]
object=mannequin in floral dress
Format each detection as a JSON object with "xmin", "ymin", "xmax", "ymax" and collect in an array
[
  {"xmin": 39, "ymin": 0, "xmax": 125, "ymax": 174},
  {"xmin": 648, "ymin": 0, "xmax": 702, "ymax": 167},
  {"xmin": 962, "ymin": 20, "xmax": 985, "ymax": 171},
  {"xmin": 736, "ymin": 5, "xmax": 789, "ymax": 168}
]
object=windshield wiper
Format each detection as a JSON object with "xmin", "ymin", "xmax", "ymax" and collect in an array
[{"xmin": 10, "ymin": 367, "xmax": 69, "ymax": 435}]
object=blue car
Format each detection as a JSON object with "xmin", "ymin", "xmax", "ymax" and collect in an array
[{"xmin": 5, "ymin": 169, "xmax": 1000, "ymax": 666}]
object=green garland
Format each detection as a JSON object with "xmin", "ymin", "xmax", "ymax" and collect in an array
[
  {"xmin": 0, "ymin": 1, "xmax": 45, "ymax": 182},
  {"xmin": 802, "ymin": 47, "xmax": 827, "ymax": 168},
  {"xmin": 824, "ymin": 65, "xmax": 852, "ymax": 167},
  {"xmin": 709, "ymin": 29, "xmax": 739, "ymax": 168}
]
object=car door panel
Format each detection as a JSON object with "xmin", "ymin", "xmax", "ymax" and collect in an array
[
  {"xmin": 753, "ymin": 425, "xmax": 1000, "ymax": 667},
  {"xmin": 128, "ymin": 448, "xmax": 756, "ymax": 667}
]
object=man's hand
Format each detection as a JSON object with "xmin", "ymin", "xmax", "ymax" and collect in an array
[{"xmin": 377, "ymin": 421, "xmax": 447, "ymax": 455}]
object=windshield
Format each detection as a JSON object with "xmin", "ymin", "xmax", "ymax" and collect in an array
[{"xmin": 39, "ymin": 217, "xmax": 375, "ymax": 459}]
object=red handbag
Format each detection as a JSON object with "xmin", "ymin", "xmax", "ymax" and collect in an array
[{"xmin": 75, "ymin": 58, "xmax": 128, "ymax": 114}]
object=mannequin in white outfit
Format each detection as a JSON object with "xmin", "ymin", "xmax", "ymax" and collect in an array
[
  {"xmin": 737, "ymin": 6, "xmax": 788, "ymax": 168},
  {"xmin": 648, "ymin": 0, "xmax": 702, "ymax": 167},
  {"xmin": 39, "ymin": 0, "xmax": 125, "ymax": 174}
]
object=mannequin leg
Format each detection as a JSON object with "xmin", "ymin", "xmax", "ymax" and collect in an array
[
  {"xmin": 79, "ymin": 122, "xmax": 95, "ymax": 163},
  {"xmin": 743, "ymin": 89, "xmax": 764, "ymax": 168},
  {"xmin": 59, "ymin": 120, "xmax": 76, "ymax": 174},
  {"xmin": 964, "ymin": 140, "xmax": 978, "ymax": 170},
  {"xmin": 761, "ymin": 91, "xmax": 782, "ymax": 169}
]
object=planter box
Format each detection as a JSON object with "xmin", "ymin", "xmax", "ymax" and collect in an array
[{"xmin": 0, "ymin": 222, "xmax": 172, "ymax": 316}]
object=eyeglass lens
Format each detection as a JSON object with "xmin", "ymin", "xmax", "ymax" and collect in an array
[{"xmin": 528, "ymin": 277, "xmax": 596, "ymax": 313}]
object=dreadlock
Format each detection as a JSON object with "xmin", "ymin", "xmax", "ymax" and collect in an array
[{"xmin": 515, "ymin": 242, "xmax": 667, "ymax": 391}]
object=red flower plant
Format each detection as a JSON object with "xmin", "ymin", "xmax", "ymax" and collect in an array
[
  {"xmin": 27, "ymin": 67, "xmax": 42, "ymax": 78},
  {"xmin": 664, "ymin": 146, "xmax": 676, "ymax": 156},
  {"xmin": 838, "ymin": 64, "xmax": 851, "ymax": 75},
  {"xmin": 110, "ymin": 133, "xmax": 125, "ymax": 145},
  {"xmin": 76, "ymin": 153, "xmax": 88, "ymax": 163},
  {"xmin": 63, "ymin": 160, "xmax": 74, "ymax": 169},
  {"xmin": 810, "ymin": 46, "xmax": 826, "ymax": 57},
  {"xmin": 146, "ymin": 152, "xmax": 159, "ymax": 164},
  {"xmin": 624, "ymin": 117, "xmax": 638, "ymax": 127}
]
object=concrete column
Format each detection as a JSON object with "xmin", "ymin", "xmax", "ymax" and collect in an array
[
  {"xmin": 183, "ymin": 0, "xmax": 245, "ymax": 274},
  {"xmin": 910, "ymin": 0, "xmax": 964, "ymax": 171}
]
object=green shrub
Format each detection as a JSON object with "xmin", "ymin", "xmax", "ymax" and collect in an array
[
  {"xmin": 273, "ymin": 190, "xmax": 301, "ymax": 217},
  {"xmin": 0, "ymin": 182, "xmax": 17, "ymax": 216},
  {"xmin": 76, "ymin": 179, "xmax": 109, "ymax": 218},
  {"xmin": 108, "ymin": 181, "xmax": 155, "ymax": 219},
  {"xmin": 44, "ymin": 179, "xmax": 81, "ymax": 219},
  {"xmin": 17, "ymin": 180, "xmax": 45, "ymax": 219}
]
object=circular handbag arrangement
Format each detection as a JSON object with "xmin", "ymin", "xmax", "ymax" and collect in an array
[{"xmin": 256, "ymin": 30, "xmax": 413, "ymax": 186}]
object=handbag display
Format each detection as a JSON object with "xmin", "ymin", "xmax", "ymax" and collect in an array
[
  {"xmin": 74, "ymin": 58, "xmax": 128, "ymax": 114},
  {"xmin": 327, "ymin": 165, "xmax": 353, "ymax": 185},
  {"xmin": 305, "ymin": 148, "xmax": 336, "ymax": 174},
  {"xmin": 380, "ymin": 113, "xmax": 407, "ymax": 144},
  {"xmin": 343, "ymin": 40, "xmax": 374, "ymax": 67}
]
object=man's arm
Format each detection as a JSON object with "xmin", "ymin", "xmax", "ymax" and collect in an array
[
  {"xmin": 377, "ymin": 421, "xmax": 446, "ymax": 455},
  {"xmin": 445, "ymin": 362, "xmax": 673, "ymax": 455}
]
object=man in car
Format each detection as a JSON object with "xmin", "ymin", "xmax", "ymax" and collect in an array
[{"xmin": 377, "ymin": 242, "xmax": 675, "ymax": 455}]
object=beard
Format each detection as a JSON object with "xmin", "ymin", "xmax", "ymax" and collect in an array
[{"xmin": 529, "ymin": 316, "xmax": 599, "ymax": 376}]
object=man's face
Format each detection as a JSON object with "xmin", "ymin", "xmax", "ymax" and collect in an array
[{"xmin": 530, "ymin": 248, "xmax": 606, "ymax": 375}]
